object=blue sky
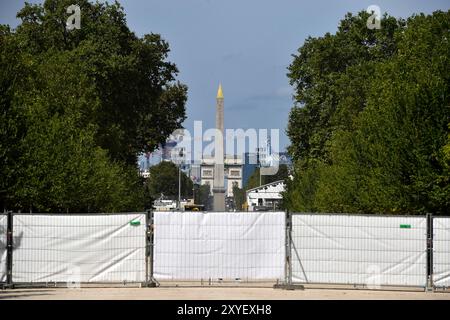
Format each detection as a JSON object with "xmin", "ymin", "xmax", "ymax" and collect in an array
[{"xmin": 1, "ymin": 0, "xmax": 450, "ymax": 152}]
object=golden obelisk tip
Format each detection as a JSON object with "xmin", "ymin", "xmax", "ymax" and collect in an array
[{"xmin": 217, "ymin": 83, "xmax": 224, "ymax": 99}]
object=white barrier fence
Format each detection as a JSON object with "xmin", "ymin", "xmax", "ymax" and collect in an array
[
  {"xmin": 291, "ymin": 214, "xmax": 428, "ymax": 287},
  {"xmin": 153, "ymin": 212, "xmax": 285, "ymax": 281},
  {"xmin": 12, "ymin": 213, "xmax": 146, "ymax": 283},
  {"xmin": 433, "ymin": 217, "xmax": 450, "ymax": 288},
  {"xmin": 0, "ymin": 214, "xmax": 6, "ymax": 283},
  {"xmin": 1, "ymin": 212, "xmax": 447, "ymax": 290}
]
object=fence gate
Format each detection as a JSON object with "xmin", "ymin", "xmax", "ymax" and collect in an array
[
  {"xmin": 11, "ymin": 213, "xmax": 147, "ymax": 284},
  {"xmin": 0, "ymin": 213, "xmax": 6, "ymax": 283},
  {"xmin": 290, "ymin": 214, "xmax": 428, "ymax": 288},
  {"xmin": 153, "ymin": 211, "xmax": 285, "ymax": 284},
  {"xmin": 432, "ymin": 217, "xmax": 450, "ymax": 288}
]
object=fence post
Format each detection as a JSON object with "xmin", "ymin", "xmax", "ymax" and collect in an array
[
  {"xmin": 6, "ymin": 211, "xmax": 14, "ymax": 288},
  {"xmin": 143, "ymin": 209, "xmax": 157, "ymax": 288},
  {"xmin": 286, "ymin": 210, "xmax": 292, "ymax": 287},
  {"xmin": 426, "ymin": 213, "xmax": 434, "ymax": 292},
  {"xmin": 275, "ymin": 210, "xmax": 303, "ymax": 290}
]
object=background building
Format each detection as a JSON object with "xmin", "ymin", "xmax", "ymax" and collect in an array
[
  {"xmin": 200, "ymin": 155, "xmax": 243, "ymax": 197},
  {"xmin": 246, "ymin": 180, "xmax": 285, "ymax": 211}
]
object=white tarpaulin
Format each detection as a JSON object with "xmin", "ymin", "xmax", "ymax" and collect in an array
[
  {"xmin": 13, "ymin": 213, "xmax": 146, "ymax": 283},
  {"xmin": 291, "ymin": 214, "xmax": 427, "ymax": 287},
  {"xmin": 433, "ymin": 217, "xmax": 450, "ymax": 287},
  {"xmin": 154, "ymin": 212, "xmax": 285, "ymax": 281},
  {"xmin": 0, "ymin": 214, "xmax": 6, "ymax": 283}
]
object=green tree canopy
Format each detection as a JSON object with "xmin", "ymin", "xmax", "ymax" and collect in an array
[
  {"xmin": 194, "ymin": 184, "xmax": 212, "ymax": 211},
  {"xmin": 285, "ymin": 10, "xmax": 450, "ymax": 215},
  {"xmin": 232, "ymin": 184, "xmax": 246, "ymax": 211},
  {"xmin": 12, "ymin": 0, "xmax": 187, "ymax": 165},
  {"xmin": 146, "ymin": 161, "xmax": 193, "ymax": 200},
  {"xmin": 0, "ymin": 1, "xmax": 187, "ymax": 212}
]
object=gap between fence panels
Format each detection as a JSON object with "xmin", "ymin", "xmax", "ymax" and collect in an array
[{"xmin": 0, "ymin": 211, "xmax": 449, "ymax": 292}]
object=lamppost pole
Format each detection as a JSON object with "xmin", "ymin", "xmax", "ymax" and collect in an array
[
  {"xmin": 178, "ymin": 165, "xmax": 181, "ymax": 209},
  {"xmin": 258, "ymin": 149, "xmax": 262, "ymax": 187},
  {"xmin": 178, "ymin": 148, "xmax": 184, "ymax": 210},
  {"xmin": 259, "ymin": 165, "xmax": 262, "ymax": 187}
]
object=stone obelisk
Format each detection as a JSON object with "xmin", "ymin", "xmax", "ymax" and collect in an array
[{"xmin": 212, "ymin": 84, "xmax": 226, "ymax": 212}]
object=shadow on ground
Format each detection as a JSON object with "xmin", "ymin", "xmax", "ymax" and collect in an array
[{"xmin": 0, "ymin": 289, "xmax": 54, "ymax": 300}]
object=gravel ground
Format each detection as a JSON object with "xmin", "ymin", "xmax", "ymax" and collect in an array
[{"xmin": 1, "ymin": 287, "xmax": 449, "ymax": 300}]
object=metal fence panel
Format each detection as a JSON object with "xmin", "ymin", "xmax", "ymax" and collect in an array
[
  {"xmin": 291, "ymin": 214, "xmax": 427, "ymax": 287},
  {"xmin": 433, "ymin": 217, "xmax": 450, "ymax": 288},
  {"xmin": 154, "ymin": 211, "xmax": 285, "ymax": 281},
  {"xmin": 0, "ymin": 214, "xmax": 6, "ymax": 283},
  {"xmin": 12, "ymin": 213, "xmax": 146, "ymax": 283}
]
